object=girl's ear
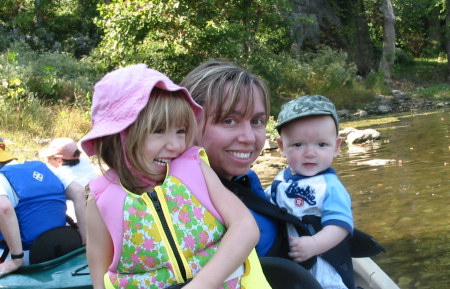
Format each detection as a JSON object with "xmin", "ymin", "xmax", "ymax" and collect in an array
[{"xmin": 276, "ymin": 136, "xmax": 286, "ymax": 157}]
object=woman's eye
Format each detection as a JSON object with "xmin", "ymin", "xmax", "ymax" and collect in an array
[
  {"xmin": 251, "ymin": 118, "xmax": 265, "ymax": 127},
  {"xmin": 224, "ymin": 118, "xmax": 237, "ymax": 125},
  {"xmin": 177, "ymin": 128, "xmax": 186, "ymax": 134},
  {"xmin": 154, "ymin": 129, "xmax": 164, "ymax": 134}
]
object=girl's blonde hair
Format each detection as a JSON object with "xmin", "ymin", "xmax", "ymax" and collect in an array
[
  {"xmin": 180, "ymin": 59, "xmax": 270, "ymax": 134},
  {"xmin": 95, "ymin": 88, "xmax": 197, "ymax": 193}
]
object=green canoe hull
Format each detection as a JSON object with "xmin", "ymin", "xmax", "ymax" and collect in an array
[
  {"xmin": 0, "ymin": 247, "xmax": 92, "ymax": 289},
  {"xmin": 0, "ymin": 248, "xmax": 400, "ymax": 289}
]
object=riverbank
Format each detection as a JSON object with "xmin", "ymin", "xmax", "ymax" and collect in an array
[{"xmin": 338, "ymin": 88, "xmax": 449, "ymax": 123}]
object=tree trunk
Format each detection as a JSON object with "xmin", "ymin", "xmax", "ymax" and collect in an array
[
  {"xmin": 447, "ymin": 0, "xmax": 450, "ymax": 80},
  {"xmin": 352, "ymin": 0, "xmax": 377, "ymax": 76},
  {"xmin": 35, "ymin": 0, "xmax": 42, "ymax": 28},
  {"xmin": 379, "ymin": 0, "xmax": 396, "ymax": 83},
  {"xmin": 428, "ymin": 6, "xmax": 441, "ymax": 46}
]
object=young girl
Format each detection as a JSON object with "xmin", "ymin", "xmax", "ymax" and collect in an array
[{"xmin": 80, "ymin": 64, "xmax": 270, "ymax": 289}]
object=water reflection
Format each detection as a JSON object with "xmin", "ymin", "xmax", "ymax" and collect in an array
[{"xmin": 333, "ymin": 110, "xmax": 450, "ymax": 289}]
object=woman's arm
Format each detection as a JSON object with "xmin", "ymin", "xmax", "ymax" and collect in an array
[
  {"xmin": 184, "ymin": 161, "xmax": 259, "ymax": 289},
  {"xmin": 86, "ymin": 195, "xmax": 113, "ymax": 289}
]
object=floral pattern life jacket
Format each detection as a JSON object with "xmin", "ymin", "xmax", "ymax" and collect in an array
[{"xmin": 90, "ymin": 146, "xmax": 270, "ymax": 289}]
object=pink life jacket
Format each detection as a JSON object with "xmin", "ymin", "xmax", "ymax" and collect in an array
[{"xmin": 90, "ymin": 146, "xmax": 226, "ymax": 287}]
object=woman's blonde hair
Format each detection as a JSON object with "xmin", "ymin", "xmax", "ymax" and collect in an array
[
  {"xmin": 95, "ymin": 88, "xmax": 197, "ymax": 193},
  {"xmin": 180, "ymin": 59, "xmax": 270, "ymax": 133}
]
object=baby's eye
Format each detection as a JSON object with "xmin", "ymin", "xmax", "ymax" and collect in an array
[
  {"xmin": 318, "ymin": 142, "xmax": 327, "ymax": 147},
  {"xmin": 294, "ymin": 143, "xmax": 303, "ymax": 147}
]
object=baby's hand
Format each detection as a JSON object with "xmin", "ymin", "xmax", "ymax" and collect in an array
[{"xmin": 288, "ymin": 235, "xmax": 319, "ymax": 263}]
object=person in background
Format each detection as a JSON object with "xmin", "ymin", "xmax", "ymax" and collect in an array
[
  {"xmin": 0, "ymin": 137, "xmax": 87, "ymax": 277},
  {"xmin": 265, "ymin": 95, "xmax": 353, "ymax": 289},
  {"xmin": 81, "ymin": 64, "xmax": 269, "ymax": 289},
  {"xmin": 40, "ymin": 137, "xmax": 98, "ymax": 188},
  {"xmin": 40, "ymin": 137, "xmax": 98, "ymax": 222}
]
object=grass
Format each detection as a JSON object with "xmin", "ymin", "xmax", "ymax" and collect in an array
[
  {"xmin": 0, "ymin": 102, "xmax": 91, "ymax": 162},
  {"xmin": 392, "ymin": 58, "xmax": 448, "ymax": 91},
  {"xmin": 415, "ymin": 84, "xmax": 450, "ymax": 99}
]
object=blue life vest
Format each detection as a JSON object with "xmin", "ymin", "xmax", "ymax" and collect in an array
[{"xmin": 0, "ymin": 161, "xmax": 66, "ymax": 250}]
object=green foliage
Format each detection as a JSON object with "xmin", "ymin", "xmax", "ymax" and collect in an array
[
  {"xmin": 91, "ymin": 0, "xmax": 293, "ymax": 81},
  {"xmin": 394, "ymin": 48, "xmax": 415, "ymax": 65},
  {"xmin": 265, "ymin": 116, "xmax": 279, "ymax": 141},
  {"xmin": 393, "ymin": 57, "xmax": 448, "ymax": 85},
  {"xmin": 0, "ymin": 0, "xmax": 100, "ymax": 58},
  {"xmin": 299, "ymin": 47, "xmax": 357, "ymax": 94},
  {"xmin": 0, "ymin": 40, "xmax": 101, "ymax": 108},
  {"xmin": 363, "ymin": 0, "xmax": 447, "ymax": 58},
  {"xmin": 0, "ymin": 42, "xmax": 95, "ymax": 160},
  {"xmin": 416, "ymin": 84, "xmax": 450, "ymax": 100},
  {"xmin": 0, "ymin": 0, "xmax": 447, "ymax": 124},
  {"xmin": 245, "ymin": 46, "xmax": 375, "ymax": 116},
  {"xmin": 362, "ymin": 70, "xmax": 392, "ymax": 95}
]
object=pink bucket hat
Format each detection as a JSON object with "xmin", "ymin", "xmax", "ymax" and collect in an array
[{"xmin": 81, "ymin": 64, "xmax": 202, "ymax": 156}]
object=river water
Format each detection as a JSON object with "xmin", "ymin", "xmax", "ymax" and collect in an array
[
  {"xmin": 333, "ymin": 110, "xmax": 450, "ymax": 289},
  {"xmin": 260, "ymin": 110, "xmax": 449, "ymax": 289}
]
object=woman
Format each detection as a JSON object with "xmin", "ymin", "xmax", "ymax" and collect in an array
[{"xmin": 180, "ymin": 60, "xmax": 277, "ymax": 256}]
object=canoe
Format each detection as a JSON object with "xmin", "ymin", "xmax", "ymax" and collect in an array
[
  {"xmin": 0, "ymin": 249, "xmax": 399, "ymax": 289},
  {"xmin": 261, "ymin": 256, "xmax": 399, "ymax": 289},
  {"xmin": 0, "ymin": 247, "xmax": 92, "ymax": 289},
  {"xmin": 353, "ymin": 257, "xmax": 400, "ymax": 289}
]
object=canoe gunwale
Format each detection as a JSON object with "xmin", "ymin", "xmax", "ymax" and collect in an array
[{"xmin": 16, "ymin": 246, "xmax": 86, "ymax": 273}]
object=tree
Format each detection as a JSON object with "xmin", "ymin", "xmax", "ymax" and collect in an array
[
  {"xmin": 447, "ymin": 0, "xmax": 450, "ymax": 79},
  {"xmin": 92, "ymin": 0, "xmax": 293, "ymax": 81},
  {"xmin": 379, "ymin": 0, "xmax": 396, "ymax": 82}
]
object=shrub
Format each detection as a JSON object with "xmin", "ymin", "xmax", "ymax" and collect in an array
[
  {"xmin": 0, "ymin": 40, "xmax": 101, "ymax": 108},
  {"xmin": 395, "ymin": 48, "xmax": 414, "ymax": 65},
  {"xmin": 363, "ymin": 70, "xmax": 392, "ymax": 95},
  {"xmin": 252, "ymin": 46, "xmax": 374, "ymax": 115}
]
